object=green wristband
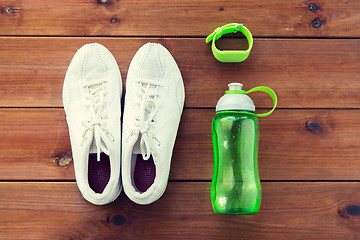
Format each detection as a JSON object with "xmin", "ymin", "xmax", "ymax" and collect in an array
[{"xmin": 206, "ymin": 23, "xmax": 253, "ymax": 63}]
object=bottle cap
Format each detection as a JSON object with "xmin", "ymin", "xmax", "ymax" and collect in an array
[{"xmin": 216, "ymin": 83, "xmax": 255, "ymax": 112}]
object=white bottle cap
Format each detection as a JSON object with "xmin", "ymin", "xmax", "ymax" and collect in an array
[
  {"xmin": 228, "ymin": 83, "xmax": 243, "ymax": 90},
  {"xmin": 216, "ymin": 83, "xmax": 255, "ymax": 112}
]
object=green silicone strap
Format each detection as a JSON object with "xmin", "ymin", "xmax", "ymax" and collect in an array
[
  {"xmin": 246, "ymin": 86, "xmax": 277, "ymax": 117},
  {"xmin": 206, "ymin": 23, "xmax": 253, "ymax": 63}
]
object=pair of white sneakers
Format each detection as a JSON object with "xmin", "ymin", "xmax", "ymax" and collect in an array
[{"xmin": 63, "ymin": 43, "xmax": 185, "ymax": 205}]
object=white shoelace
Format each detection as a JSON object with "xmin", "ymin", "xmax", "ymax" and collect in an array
[
  {"xmin": 81, "ymin": 79, "xmax": 114, "ymax": 162},
  {"xmin": 132, "ymin": 79, "xmax": 162, "ymax": 160}
]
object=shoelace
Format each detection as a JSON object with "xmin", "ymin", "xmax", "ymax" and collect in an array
[
  {"xmin": 81, "ymin": 79, "xmax": 114, "ymax": 162},
  {"xmin": 132, "ymin": 79, "xmax": 162, "ymax": 160}
]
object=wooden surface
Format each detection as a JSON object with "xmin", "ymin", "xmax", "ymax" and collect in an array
[
  {"xmin": 1, "ymin": 0, "xmax": 360, "ymax": 239},
  {"xmin": 2, "ymin": 108, "xmax": 360, "ymax": 181},
  {"xmin": 1, "ymin": 37, "xmax": 359, "ymax": 108},
  {"xmin": 1, "ymin": 0, "xmax": 360, "ymax": 37},
  {"xmin": 1, "ymin": 182, "xmax": 360, "ymax": 239}
]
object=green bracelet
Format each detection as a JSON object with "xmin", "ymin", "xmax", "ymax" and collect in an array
[{"xmin": 206, "ymin": 23, "xmax": 253, "ymax": 63}]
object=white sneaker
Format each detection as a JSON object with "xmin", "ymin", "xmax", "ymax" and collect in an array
[
  {"xmin": 122, "ymin": 43, "xmax": 185, "ymax": 205},
  {"xmin": 63, "ymin": 43, "xmax": 122, "ymax": 205}
]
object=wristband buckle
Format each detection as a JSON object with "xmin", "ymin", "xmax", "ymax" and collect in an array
[{"xmin": 206, "ymin": 23, "xmax": 253, "ymax": 63}]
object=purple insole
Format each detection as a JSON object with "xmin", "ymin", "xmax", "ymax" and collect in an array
[
  {"xmin": 134, "ymin": 154, "xmax": 156, "ymax": 193},
  {"xmin": 88, "ymin": 153, "xmax": 110, "ymax": 194}
]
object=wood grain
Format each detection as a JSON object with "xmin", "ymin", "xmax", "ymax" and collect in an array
[
  {"xmin": 1, "ymin": 0, "xmax": 358, "ymax": 238},
  {"xmin": 0, "ymin": 109, "xmax": 72, "ymax": 180},
  {"xmin": 1, "ymin": 0, "xmax": 359, "ymax": 37},
  {"xmin": 0, "ymin": 37, "xmax": 359, "ymax": 108},
  {"xmin": 1, "ymin": 108, "xmax": 360, "ymax": 181},
  {"xmin": 0, "ymin": 182, "xmax": 359, "ymax": 239}
]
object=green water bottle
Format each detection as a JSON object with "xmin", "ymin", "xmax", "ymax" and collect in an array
[{"xmin": 211, "ymin": 83, "xmax": 277, "ymax": 214}]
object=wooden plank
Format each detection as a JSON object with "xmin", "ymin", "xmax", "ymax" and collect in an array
[
  {"xmin": 1, "ymin": 0, "xmax": 360, "ymax": 37},
  {"xmin": 0, "ymin": 37, "xmax": 359, "ymax": 108},
  {"xmin": 0, "ymin": 109, "xmax": 73, "ymax": 180},
  {"xmin": 1, "ymin": 108, "xmax": 360, "ymax": 181},
  {"xmin": 0, "ymin": 182, "xmax": 359, "ymax": 239}
]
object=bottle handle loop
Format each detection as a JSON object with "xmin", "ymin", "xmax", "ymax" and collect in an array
[{"xmin": 246, "ymin": 86, "xmax": 277, "ymax": 117}]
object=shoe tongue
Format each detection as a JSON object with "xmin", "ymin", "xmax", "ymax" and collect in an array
[
  {"xmin": 132, "ymin": 134, "xmax": 142, "ymax": 155},
  {"xmin": 89, "ymin": 138, "xmax": 105, "ymax": 154}
]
